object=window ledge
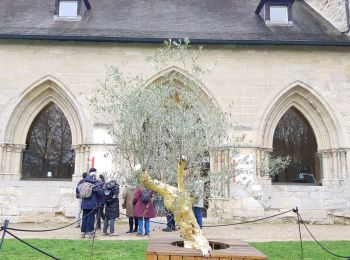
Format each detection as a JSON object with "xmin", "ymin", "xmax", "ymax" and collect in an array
[
  {"xmin": 21, "ymin": 178, "xmax": 72, "ymax": 182},
  {"xmin": 266, "ymin": 21, "xmax": 294, "ymax": 26},
  {"xmin": 54, "ymin": 15, "xmax": 82, "ymax": 21}
]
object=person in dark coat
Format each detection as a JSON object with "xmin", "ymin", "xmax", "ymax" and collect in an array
[
  {"xmin": 162, "ymin": 208, "xmax": 177, "ymax": 232},
  {"xmin": 103, "ymin": 180, "xmax": 120, "ymax": 236},
  {"xmin": 133, "ymin": 185, "xmax": 156, "ymax": 236},
  {"xmin": 79, "ymin": 169, "xmax": 104, "ymax": 239},
  {"xmin": 96, "ymin": 173, "xmax": 106, "ymax": 231}
]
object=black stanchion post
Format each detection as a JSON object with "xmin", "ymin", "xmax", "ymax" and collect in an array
[
  {"xmin": 293, "ymin": 207, "xmax": 304, "ymax": 260},
  {"xmin": 0, "ymin": 219, "xmax": 9, "ymax": 251}
]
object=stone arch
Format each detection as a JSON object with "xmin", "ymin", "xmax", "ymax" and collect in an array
[
  {"xmin": 146, "ymin": 66, "xmax": 222, "ymax": 114},
  {"xmin": 259, "ymin": 81, "xmax": 343, "ymax": 150},
  {"xmin": 4, "ymin": 75, "xmax": 86, "ymax": 145},
  {"xmin": 146, "ymin": 66, "xmax": 226, "ymax": 197},
  {"xmin": 0, "ymin": 75, "xmax": 91, "ymax": 179},
  {"xmin": 257, "ymin": 81, "xmax": 348, "ymax": 183}
]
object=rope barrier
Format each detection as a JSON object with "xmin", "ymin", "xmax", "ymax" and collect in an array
[
  {"xmin": 296, "ymin": 211, "xmax": 350, "ymax": 260},
  {"xmin": 5, "ymin": 230, "xmax": 59, "ymax": 260},
  {"xmin": 121, "ymin": 209, "xmax": 294, "ymax": 228},
  {"xmin": 120, "ymin": 208, "xmax": 294, "ymax": 229},
  {"xmin": 6, "ymin": 205, "xmax": 99, "ymax": 233},
  {"xmin": 202, "ymin": 209, "xmax": 294, "ymax": 227},
  {"xmin": 118, "ymin": 212, "xmax": 167, "ymax": 225},
  {"xmin": 2, "ymin": 205, "xmax": 350, "ymax": 260}
]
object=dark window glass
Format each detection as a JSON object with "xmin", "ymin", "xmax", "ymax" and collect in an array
[
  {"xmin": 272, "ymin": 107, "xmax": 318, "ymax": 183},
  {"xmin": 22, "ymin": 102, "xmax": 75, "ymax": 179}
]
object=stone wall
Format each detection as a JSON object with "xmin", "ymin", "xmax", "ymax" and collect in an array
[
  {"xmin": 0, "ymin": 180, "xmax": 77, "ymax": 223},
  {"xmin": 0, "ymin": 41, "xmax": 350, "ymax": 223},
  {"xmin": 208, "ymin": 182, "xmax": 350, "ymax": 224},
  {"xmin": 306, "ymin": 0, "xmax": 349, "ymax": 31},
  {"xmin": 1, "ymin": 43, "xmax": 350, "ymax": 144}
]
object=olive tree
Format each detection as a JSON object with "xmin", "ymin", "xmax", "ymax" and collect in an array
[
  {"xmin": 91, "ymin": 39, "xmax": 291, "ymax": 254},
  {"xmin": 91, "ymin": 39, "xmax": 230, "ymax": 255}
]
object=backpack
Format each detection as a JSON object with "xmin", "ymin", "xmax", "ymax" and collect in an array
[
  {"xmin": 78, "ymin": 182, "xmax": 94, "ymax": 199},
  {"xmin": 140, "ymin": 189, "xmax": 152, "ymax": 204}
]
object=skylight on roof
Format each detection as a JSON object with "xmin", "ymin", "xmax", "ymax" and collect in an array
[{"xmin": 59, "ymin": 1, "xmax": 78, "ymax": 17}]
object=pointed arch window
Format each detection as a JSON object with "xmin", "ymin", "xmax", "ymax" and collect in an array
[
  {"xmin": 272, "ymin": 107, "xmax": 319, "ymax": 183},
  {"xmin": 22, "ymin": 102, "xmax": 75, "ymax": 180}
]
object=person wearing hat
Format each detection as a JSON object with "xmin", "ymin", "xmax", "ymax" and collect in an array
[
  {"xmin": 103, "ymin": 180, "xmax": 120, "ymax": 236},
  {"xmin": 89, "ymin": 167, "xmax": 97, "ymax": 174}
]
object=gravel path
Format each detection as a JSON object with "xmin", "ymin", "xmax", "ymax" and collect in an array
[{"xmin": 2, "ymin": 217, "xmax": 350, "ymax": 242}]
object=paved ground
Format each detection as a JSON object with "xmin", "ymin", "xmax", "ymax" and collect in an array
[{"xmin": 3, "ymin": 217, "xmax": 350, "ymax": 242}]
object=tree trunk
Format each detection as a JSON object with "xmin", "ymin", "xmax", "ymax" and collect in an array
[{"xmin": 140, "ymin": 170, "xmax": 211, "ymax": 256}]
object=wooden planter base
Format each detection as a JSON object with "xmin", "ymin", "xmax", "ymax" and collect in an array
[{"xmin": 146, "ymin": 237, "xmax": 268, "ymax": 260}]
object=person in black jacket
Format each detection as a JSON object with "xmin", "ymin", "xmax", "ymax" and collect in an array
[
  {"xmin": 103, "ymin": 180, "xmax": 120, "ymax": 236},
  {"xmin": 96, "ymin": 174, "xmax": 106, "ymax": 231}
]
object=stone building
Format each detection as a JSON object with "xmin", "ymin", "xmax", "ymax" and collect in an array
[{"xmin": 0, "ymin": 0, "xmax": 350, "ymax": 223}]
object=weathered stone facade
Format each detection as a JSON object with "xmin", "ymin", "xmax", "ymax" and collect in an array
[
  {"xmin": 0, "ymin": 41, "xmax": 349, "ymax": 223},
  {"xmin": 0, "ymin": 180, "xmax": 77, "ymax": 223},
  {"xmin": 306, "ymin": 0, "xmax": 349, "ymax": 31},
  {"xmin": 208, "ymin": 180, "xmax": 350, "ymax": 224}
]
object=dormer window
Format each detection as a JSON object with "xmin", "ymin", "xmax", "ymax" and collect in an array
[
  {"xmin": 59, "ymin": 1, "xmax": 78, "ymax": 18},
  {"xmin": 270, "ymin": 6, "xmax": 288, "ymax": 23},
  {"xmin": 54, "ymin": 0, "xmax": 91, "ymax": 21},
  {"xmin": 255, "ymin": 0, "xmax": 294, "ymax": 26}
]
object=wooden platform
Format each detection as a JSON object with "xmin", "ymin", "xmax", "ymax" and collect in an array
[{"xmin": 146, "ymin": 237, "xmax": 268, "ymax": 260}]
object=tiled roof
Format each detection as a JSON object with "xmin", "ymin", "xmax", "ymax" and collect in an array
[{"xmin": 0, "ymin": 0, "xmax": 349, "ymax": 45}]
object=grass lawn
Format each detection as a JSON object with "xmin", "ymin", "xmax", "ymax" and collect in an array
[
  {"xmin": 0, "ymin": 239, "xmax": 350, "ymax": 260},
  {"xmin": 252, "ymin": 241, "xmax": 350, "ymax": 260},
  {"xmin": 0, "ymin": 239, "xmax": 148, "ymax": 260}
]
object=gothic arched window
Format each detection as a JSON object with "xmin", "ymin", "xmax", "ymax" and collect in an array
[
  {"xmin": 22, "ymin": 102, "xmax": 75, "ymax": 179},
  {"xmin": 272, "ymin": 107, "xmax": 319, "ymax": 183}
]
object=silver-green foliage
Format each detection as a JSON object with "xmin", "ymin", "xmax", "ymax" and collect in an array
[
  {"xmin": 260, "ymin": 155, "xmax": 291, "ymax": 178},
  {"xmin": 91, "ymin": 40, "xmax": 229, "ymax": 188}
]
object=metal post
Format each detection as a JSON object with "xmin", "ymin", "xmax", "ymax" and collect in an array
[{"xmin": 0, "ymin": 220, "xmax": 9, "ymax": 251}]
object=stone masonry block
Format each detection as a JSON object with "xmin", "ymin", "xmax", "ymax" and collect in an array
[
  {"xmin": 283, "ymin": 197, "xmax": 301, "ymax": 209},
  {"xmin": 301, "ymin": 198, "xmax": 324, "ymax": 210},
  {"xmin": 324, "ymin": 199, "xmax": 347, "ymax": 210},
  {"xmin": 269, "ymin": 197, "xmax": 284, "ymax": 209},
  {"xmin": 241, "ymin": 197, "xmax": 264, "ymax": 210}
]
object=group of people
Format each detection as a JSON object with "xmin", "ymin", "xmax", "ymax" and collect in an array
[
  {"xmin": 76, "ymin": 168, "xmax": 120, "ymax": 239},
  {"xmin": 75, "ymin": 168, "xmax": 157, "ymax": 239},
  {"xmin": 75, "ymin": 168, "xmax": 204, "ymax": 239}
]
